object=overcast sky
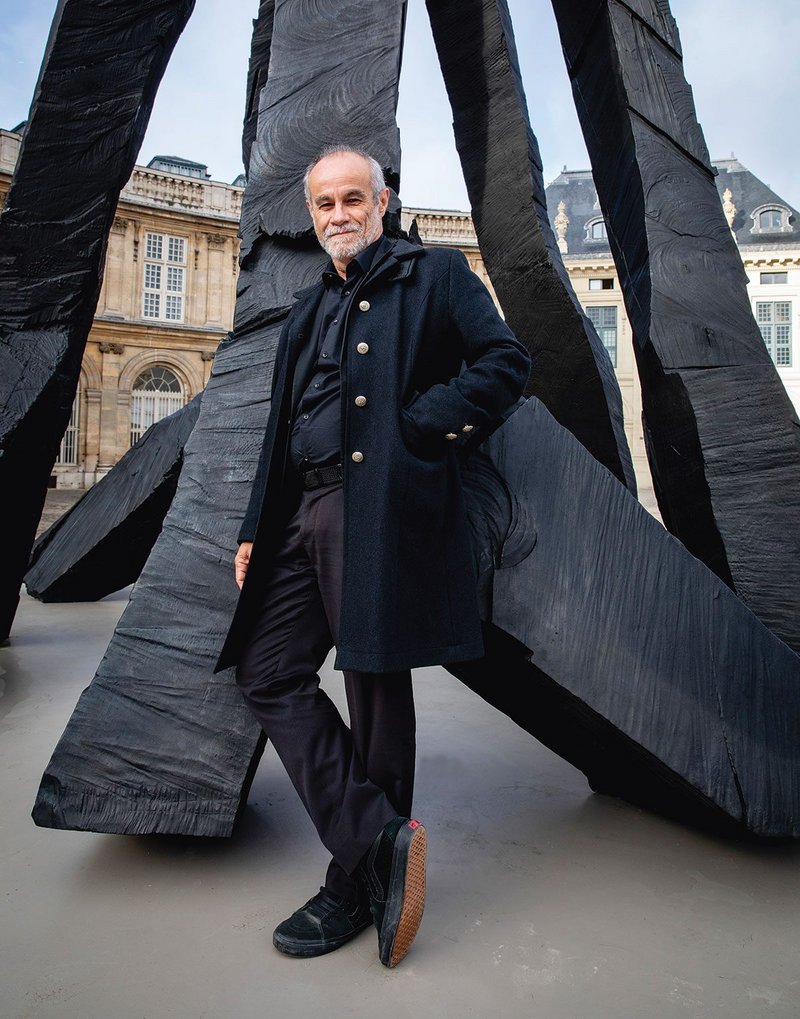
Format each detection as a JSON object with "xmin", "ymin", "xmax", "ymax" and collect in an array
[{"xmin": 1, "ymin": 0, "xmax": 797, "ymax": 210}]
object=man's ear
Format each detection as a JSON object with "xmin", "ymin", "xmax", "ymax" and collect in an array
[{"xmin": 378, "ymin": 187, "xmax": 390, "ymax": 216}]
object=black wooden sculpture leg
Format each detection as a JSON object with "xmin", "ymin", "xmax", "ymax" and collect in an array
[
  {"xmin": 451, "ymin": 398, "xmax": 800, "ymax": 839},
  {"xmin": 549, "ymin": 0, "xmax": 800, "ymax": 652},
  {"xmin": 25, "ymin": 396, "xmax": 202, "ymax": 603},
  {"xmin": 0, "ymin": 0, "xmax": 196, "ymax": 642},
  {"xmin": 426, "ymin": 0, "xmax": 635, "ymax": 492},
  {"xmin": 33, "ymin": 0, "xmax": 408, "ymax": 837}
]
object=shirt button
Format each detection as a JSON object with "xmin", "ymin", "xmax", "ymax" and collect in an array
[
  {"xmin": 359, "ymin": 300, "xmax": 370, "ymax": 312},
  {"xmin": 333, "ymin": 318, "xmax": 338, "ymax": 324},
  {"xmin": 314, "ymin": 383, "xmax": 320, "ymax": 389},
  {"xmin": 303, "ymin": 414, "xmax": 309, "ymax": 420},
  {"xmin": 351, "ymin": 451, "xmax": 364, "ymax": 463},
  {"xmin": 322, "ymin": 352, "xmax": 328, "ymax": 358},
  {"xmin": 343, "ymin": 291, "xmax": 350, "ymax": 296},
  {"xmin": 356, "ymin": 342, "xmax": 369, "ymax": 354},
  {"xmin": 354, "ymin": 395, "xmax": 367, "ymax": 407}
]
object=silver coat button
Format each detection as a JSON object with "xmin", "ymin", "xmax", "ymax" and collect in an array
[
  {"xmin": 445, "ymin": 433, "xmax": 458, "ymax": 441},
  {"xmin": 359, "ymin": 300, "xmax": 370, "ymax": 312},
  {"xmin": 462, "ymin": 424, "xmax": 474, "ymax": 432},
  {"xmin": 354, "ymin": 395, "xmax": 367, "ymax": 407},
  {"xmin": 357, "ymin": 342, "xmax": 369, "ymax": 354},
  {"xmin": 351, "ymin": 451, "xmax": 364, "ymax": 463}
]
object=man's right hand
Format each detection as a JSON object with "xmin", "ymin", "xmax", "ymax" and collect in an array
[{"xmin": 235, "ymin": 542, "xmax": 253, "ymax": 590}]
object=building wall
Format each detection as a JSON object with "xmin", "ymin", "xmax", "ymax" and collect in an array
[{"xmin": 2, "ymin": 130, "xmax": 797, "ymax": 501}]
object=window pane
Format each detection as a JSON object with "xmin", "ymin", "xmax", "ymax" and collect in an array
[
  {"xmin": 591, "ymin": 220, "xmax": 607, "ymax": 239},
  {"xmin": 759, "ymin": 210, "xmax": 783, "ymax": 229},
  {"xmin": 146, "ymin": 233, "xmax": 163, "ymax": 259},
  {"xmin": 760, "ymin": 272, "xmax": 788, "ymax": 285},
  {"xmin": 143, "ymin": 292, "xmax": 160, "ymax": 317},
  {"xmin": 168, "ymin": 236, "xmax": 186, "ymax": 263},
  {"xmin": 144, "ymin": 263, "xmax": 161, "ymax": 289},
  {"xmin": 166, "ymin": 266, "xmax": 184, "ymax": 292},
  {"xmin": 165, "ymin": 295, "xmax": 183, "ymax": 320}
]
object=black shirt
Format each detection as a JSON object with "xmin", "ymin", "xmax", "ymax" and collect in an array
[{"xmin": 289, "ymin": 234, "xmax": 389, "ymax": 469}]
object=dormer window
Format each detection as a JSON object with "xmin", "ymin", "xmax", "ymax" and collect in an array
[
  {"xmin": 586, "ymin": 218, "xmax": 608, "ymax": 242},
  {"xmin": 751, "ymin": 205, "xmax": 793, "ymax": 235}
]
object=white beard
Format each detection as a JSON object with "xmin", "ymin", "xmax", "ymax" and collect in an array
[{"xmin": 321, "ymin": 205, "xmax": 382, "ymax": 261}]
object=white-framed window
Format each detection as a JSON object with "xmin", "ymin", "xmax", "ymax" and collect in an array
[
  {"xmin": 585, "ymin": 218, "xmax": 608, "ymax": 242},
  {"xmin": 756, "ymin": 301, "xmax": 792, "ymax": 367},
  {"xmin": 142, "ymin": 232, "xmax": 187, "ymax": 322},
  {"xmin": 56, "ymin": 385, "xmax": 80, "ymax": 465},
  {"xmin": 760, "ymin": 271, "xmax": 788, "ymax": 285},
  {"xmin": 586, "ymin": 305, "xmax": 618, "ymax": 367},
  {"xmin": 589, "ymin": 277, "xmax": 614, "ymax": 291},
  {"xmin": 130, "ymin": 365, "xmax": 186, "ymax": 446}
]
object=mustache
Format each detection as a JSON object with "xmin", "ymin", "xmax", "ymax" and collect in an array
[{"xmin": 324, "ymin": 225, "xmax": 361, "ymax": 238}]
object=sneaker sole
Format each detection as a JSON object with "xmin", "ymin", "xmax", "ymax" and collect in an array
[{"xmin": 379, "ymin": 820, "xmax": 427, "ymax": 968}]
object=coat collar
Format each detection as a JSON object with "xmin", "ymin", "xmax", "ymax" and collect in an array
[{"xmin": 290, "ymin": 236, "xmax": 424, "ymax": 303}]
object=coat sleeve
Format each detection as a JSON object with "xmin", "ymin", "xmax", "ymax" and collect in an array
[
  {"xmin": 236, "ymin": 326, "xmax": 290, "ymax": 545},
  {"xmin": 400, "ymin": 249, "xmax": 530, "ymax": 449},
  {"xmin": 237, "ymin": 428, "xmax": 271, "ymax": 544}
]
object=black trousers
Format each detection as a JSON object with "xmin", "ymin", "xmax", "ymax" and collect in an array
[{"xmin": 235, "ymin": 482, "xmax": 416, "ymax": 901}]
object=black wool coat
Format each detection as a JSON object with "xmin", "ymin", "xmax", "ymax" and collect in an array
[{"xmin": 216, "ymin": 237, "xmax": 530, "ymax": 674}]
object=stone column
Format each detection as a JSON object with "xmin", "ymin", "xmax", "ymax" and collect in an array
[
  {"xmin": 84, "ymin": 388, "xmax": 102, "ymax": 484},
  {"xmin": 97, "ymin": 342, "xmax": 125, "ymax": 473}
]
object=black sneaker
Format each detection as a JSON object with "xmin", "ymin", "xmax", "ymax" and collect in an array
[
  {"xmin": 360, "ymin": 816, "xmax": 427, "ymax": 968},
  {"xmin": 272, "ymin": 886, "xmax": 373, "ymax": 958}
]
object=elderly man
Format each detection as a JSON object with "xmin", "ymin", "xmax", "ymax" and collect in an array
[{"xmin": 216, "ymin": 145, "xmax": 530, "ymax": 966}]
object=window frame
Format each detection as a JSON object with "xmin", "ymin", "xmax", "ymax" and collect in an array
[
  {"xmin": 142, "ymin": 231, "xmax": 187, "ymax": 323},
  {"xmin": 755, "ymin": 300, "xmax": 792, "ymax": 367},
  {"xmin": 586, "ymin": 304, "xmax": 618, "ymax": 368}
]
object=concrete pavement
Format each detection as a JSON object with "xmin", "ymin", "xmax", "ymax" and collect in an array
[{"xmin": 2, "ymin": 588, "xmax": 798, "ymax": 1018}]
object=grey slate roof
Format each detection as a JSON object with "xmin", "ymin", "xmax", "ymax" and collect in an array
[
  {"xmin": 146, "ymin": 155, "xmax": 211, "ymax": 179},
  {"xmin": 545, "ymin": 157, "xmax": 799, "ymax": 257}
]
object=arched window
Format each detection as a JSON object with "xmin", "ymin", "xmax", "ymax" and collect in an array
[
  {"xmin": 751, "ymin": 205, "xmax": 792, "ymax": 234},
  {"xmin": 130, "ymin": 365, "xmax": 185, "ymax": 446},
  {"xmin": 56, "ymin": 384, "xmax": 81, "ymax": 465},
  {"xmin": 585, "ymin": 217, "xmax": 608, "ymax": 241}
]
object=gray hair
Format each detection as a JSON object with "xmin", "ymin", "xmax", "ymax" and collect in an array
[{"xmin": 303, "ymin": 145, "xmax": 386, "ymax": 202}]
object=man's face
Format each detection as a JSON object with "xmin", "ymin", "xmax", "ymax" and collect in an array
[{"xmin": 306, "ymin": 152, "xmax": 389, "ymax": 268}]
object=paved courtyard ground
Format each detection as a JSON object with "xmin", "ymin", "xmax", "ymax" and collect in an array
[{"xmin": 2, "ymin": 587, "xmax": 799, "ymax": 1019}]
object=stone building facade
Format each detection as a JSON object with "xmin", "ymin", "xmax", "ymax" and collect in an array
[
  {"xmin": 0, "ymin": 131, "xmax": 242, "ymax": 487},
  {"xmin": 2, "ymin": 126, "xmax": 797, "ymax": 497}
]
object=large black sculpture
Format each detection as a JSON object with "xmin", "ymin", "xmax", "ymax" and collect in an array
[
  {"xmin": 550, "ymin": 0, "xmax": 800, "ymax": 653},
  {"xmin": 26, "ymin": 0, "xmax": 800, "ymax": 840},
  {"xmin": 426, "ymin": 0, "xmax": 635, "ymax": 493},
  {"xmin": 25, "ymin": 397, "xmax": 201, "ymax": 604},
  {"xmin": 0, "ymin": 0, "xmax": 196, "ymax": 642}
]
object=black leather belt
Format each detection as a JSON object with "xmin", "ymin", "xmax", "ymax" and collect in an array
[{"xmin": 301, "ymin": 462, "xmax": 344, "ymax": 490}]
